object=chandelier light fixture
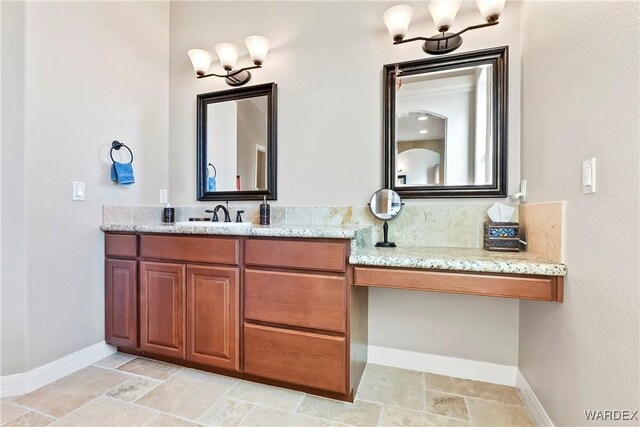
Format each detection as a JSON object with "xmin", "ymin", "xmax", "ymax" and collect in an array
[
  {"xmin": 188, "ymin": 35, "xmax": 270, "ymax": 86},
  {"xmin": 383, "ymin": 0, "xmax": 506, "ymax": 55}
]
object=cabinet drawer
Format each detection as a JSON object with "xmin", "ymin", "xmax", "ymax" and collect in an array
[
  {"xmin": 244, "ymin": 323, "xmax": 347, "ymax": 394},
  {"xmin": 105, "ymin": 234, "xmax": 137, "ymax": 258},
  {"xmin": 140, "ymin": 235, "xmax": 239, "ymax": 265},
  {"xmin": 245, "ymin": 239, "xmax": 347, "ymax": 272},
  {"xmin": 245, "ymin": 270, "xmax": 347, "ymax": 332}
]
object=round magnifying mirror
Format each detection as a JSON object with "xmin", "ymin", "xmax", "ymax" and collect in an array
[{"xmin": 369, "ymin": 189, "xmax": 403, "ymax": 247}]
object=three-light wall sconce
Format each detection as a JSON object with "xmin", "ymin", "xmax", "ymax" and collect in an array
[
  {"xmin": 188, "ymin": 36, "xmax": 270, "ymax": 86},
  {"xmin": 383, "ymin": 0, "xmax": 506, "ymax": 55}
]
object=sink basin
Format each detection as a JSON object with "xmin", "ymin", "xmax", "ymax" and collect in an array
[{"xmin": 175, "ymin": 221, "xmax": 252, "ymax": 228}]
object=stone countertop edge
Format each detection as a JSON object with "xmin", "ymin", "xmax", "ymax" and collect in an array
[
  {"xmin": 349, "ymin": 246, "xmax": 567, "ymax": 277},
  {"xmin": 100, "ymin": 223, "xmax": 372, "ymax": 240}
]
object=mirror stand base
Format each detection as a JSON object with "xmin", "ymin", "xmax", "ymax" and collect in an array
[{"xmin": 376, "ymin": 220, "xmax": 397, "ymax": 248}]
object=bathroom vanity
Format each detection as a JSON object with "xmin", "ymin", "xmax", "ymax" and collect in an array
[{"xmin": 101, "ymin": 223, "xmax": 565, "ymax": 401}]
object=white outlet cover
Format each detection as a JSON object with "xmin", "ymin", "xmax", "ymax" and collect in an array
[
  {"xmin": 582, "ymin": 158, "xmax": 596, "ymax": 194},
  {"xmin": 159, "ymin": 189, "xmax": 168, "ymax": 204},
  {"xmin": 73, "ymin": 181, "xmax": 85, "ymax": 201}
]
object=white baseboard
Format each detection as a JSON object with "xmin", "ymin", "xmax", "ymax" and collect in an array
[
  {"xmin": 368, "ymin": 345, "xmax": 517, "ymax": 386},
  {"xmin": 0, "ymin": 341, "xmax": 116, "ymax": 398},
  {"xmin": 516, "ymin": 369, "xmax": 554, "ymax": 427}
]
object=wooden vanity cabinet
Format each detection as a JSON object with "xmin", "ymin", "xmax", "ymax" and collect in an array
[
  {"xmin": 242, "ymin": 238, "xmax": 365, "ymax": 398},
  {"xmin": 104, "ymin": 233, "xmax": 366, "ymax": 401},
  {"xmin": 105, "ymin": 258, "xmax": 138, "ymax": 348},
  {"xmin": 139, "ymin": 261, "xmax": 186, "ymax": 359}
]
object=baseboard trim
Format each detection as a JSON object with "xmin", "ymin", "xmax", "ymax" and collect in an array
[
  {"xmin": 368, "ymin": 345, "xmax": 517, "ymax": 386},
  {"xmin": 0, "ymin": 341, "xmax": 116, "ymax": 398},
  {"xmin": 516, "ymin": 369, "xmax": 554, "ymax": 426}
]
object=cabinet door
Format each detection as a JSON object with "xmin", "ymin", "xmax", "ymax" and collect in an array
[
  {"xmin": 105, "ymin": 259, "xmax": 138, "ymax": 348},
  {"xmin": 140, "ymin": 261, "xmax": 186, "ymax": 359},
  {"xmin": 186, "ymin": 265, "xmax": 239, "ymax": 371}
]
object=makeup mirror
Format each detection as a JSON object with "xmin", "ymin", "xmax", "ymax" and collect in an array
[{"xmin": 369, "ymin": 189, "xmax": 403, "ymax": 247}]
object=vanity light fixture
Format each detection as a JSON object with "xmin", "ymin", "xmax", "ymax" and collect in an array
[
  {"xmin": 187, "ymin": 35, "xmax": 270, "ymax": 87},
  {"xmin": 383, "ymin": 0, "xmax": 505, "ymax": 55}
]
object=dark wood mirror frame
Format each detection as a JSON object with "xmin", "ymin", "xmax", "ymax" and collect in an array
[
  {"xmin": 197, "ymin": 82, "xmax": 277, "ymax": 201},
  {"xmin": 384, "ymin": 46, "xmax": 508, "ymax": 198}
]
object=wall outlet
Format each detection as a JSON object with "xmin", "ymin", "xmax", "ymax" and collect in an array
[
  {"xmin": 582, "ymin": 158, "xmax": 596, "ymax": 194},
  {"xmin": 159, "ymin": 189, "xmax": 168, "ymax": 204},
  {"xmin": 72, "ymin": 181, "xmax": 85, "ymax": 201}
]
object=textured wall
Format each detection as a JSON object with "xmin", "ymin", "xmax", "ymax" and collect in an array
[
  {"xmin": 519, "ymin": 2, "xmax": 640, "ymax": 425},
  {"xmin": 1, "ymin": 1, "xmax": 170, "ymax": 374}
]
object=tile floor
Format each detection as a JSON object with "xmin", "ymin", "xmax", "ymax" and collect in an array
[{"xmin": 1, "ymin": 353, "xmax": 534, "ymax": 427}]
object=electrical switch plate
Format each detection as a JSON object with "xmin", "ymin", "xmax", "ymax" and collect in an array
[
  {"xmin": 73, "ymin": 181, "xmax": 85, "ymax": 201},
  {"xmin": 520, "ymin": 180, "xmax": 527, "ymax": 202},
  {"xmin": 583, "ymin": 158, "xmax": 596, "ymax": 194},
  {"xmin": 159, "ymin": 189, "xmax": 168, "ymax": 204}
]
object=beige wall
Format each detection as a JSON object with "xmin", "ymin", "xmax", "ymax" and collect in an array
[
  {"xmin": 519, "ymin": 2, "xmax": 639, "ymax": 425},
  {"xmin": 169, "ymin": 1, "xmax": 523, "ymax": 366},
  {"xmin": 1, "ymin": 1, "xmax": 170, "ymax": 374}
]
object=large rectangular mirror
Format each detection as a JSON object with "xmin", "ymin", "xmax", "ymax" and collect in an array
[
  {"xmin": 384, "ymin": 47, "xmax": 508, "ymax": 198},
  {"xmin": 197, "ymin": 83, "xmax": 277, "ymax": 201}
]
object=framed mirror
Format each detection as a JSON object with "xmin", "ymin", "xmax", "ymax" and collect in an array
[
  {"xmin": 197, "ymin": 82, "xmax": 277, "ymax": 201},
  {"xmin": 384, "ymin": 46, "xmax": 508, "ymax": 198}
]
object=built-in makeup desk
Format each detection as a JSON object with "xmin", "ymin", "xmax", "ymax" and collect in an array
[{"xmin": 350, "ymin": 246, "xmax": 566, "ymax": 302}]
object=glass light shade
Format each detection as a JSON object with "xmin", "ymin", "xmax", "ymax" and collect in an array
[
  {"xmin": 428, "ymin": 0, "xmax": 461, "ymax": 32},
  {"xmin": 476, "ymin": 0, "xmax": 505, "ymax": 22},
  {"xmin": 215, "ymin": 43, "xmax": 240, "ymax": 70},
  {"xmin": 383, "ymin": 5, "xmax": 413, "ymax": 40},
  {"xmin": 187, "ymin": 49, "xmax": 213, "ymax": 76},
  {"xmin": 244, "ymin": 35, "xmax": 270, "ymax": 65}
]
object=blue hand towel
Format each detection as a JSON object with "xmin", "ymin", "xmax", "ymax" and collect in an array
[
  {"xmin": 111, "ymin": 161, "xmax": 135, "ymax": 185},
  {"xmin": 207, "ymin": 176, "xmax": 217, "ymax": 191}
]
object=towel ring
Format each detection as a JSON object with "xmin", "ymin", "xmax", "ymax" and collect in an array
[
  {"xmin": 110, "ymin": 140, "xmax": 133, "ymax": 164},
  {"xmin": 207, "ymin": 163, "xmax": 217, "ymax": 178}
]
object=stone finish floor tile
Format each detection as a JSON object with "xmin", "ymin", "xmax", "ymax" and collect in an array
[
  {"xmin": 379, "ymin": 405, "xmax": 469, "ymax": 427},
  {"xmin": 106, "ymin": 376, "xmax": 162, "ymax": 402},
  {"xmin": 239, "ymin": 406, "xmax": 325, "ymax": 427},
  {"xmin": 7, "ymin": 356, "xmax": 532, "ymax": 427},
  {"xmin": 197, "ymin": 398, "xmax": 254, "ymax": 427},
  {"xmin": 424, "ymin": 374, "xmax": 523, "ymax": 406},
  {"xmin": 297, "ymin": 395, "xmax": 381, "ymax": 426},
  {"xmin": 135, "ymin": 369, "xmax": 236, "ymax": 420},
  {"xmin": 466, "ymin": 398, "xmax": 534, "ymax": 427},
  {"xmin": 144, "ymin": 414, "xmax": 201, "ymax": 427},
  {"xmin": 226, "ymin": 381, "xmax": 303, "ymax": 412},
  {"xmin": 52, "ymin": 396, "xmax": 156, "ymax": 426},
  {"xmin": 424, "ymin": 390, "xmax": 469, "ymax": 420},
  {"xmin": 356, "ymin": 364, "xmax": 424, "ymax": 411},
  {"xmin": 94, "ymin": 352, "xmax": 135, "ymax": 369},
  {"xmin": 3, "ymin": 411, "xmax": 56, "ymax": 427},
  {"xmin": 117, "ymin": 358, "xmax": 182, "ymax": 381},
  {"xmin": 14, "ymin": 366, "xmax": 130, "ymax": 418},
  {"xmin": 0, "ymin": 402, "xmax": 28, "ymax": 424}
]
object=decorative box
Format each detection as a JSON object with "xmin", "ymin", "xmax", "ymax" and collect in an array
[{"xmin": 483, "ymin": 222, "xmax": 520, "ymax": 252}]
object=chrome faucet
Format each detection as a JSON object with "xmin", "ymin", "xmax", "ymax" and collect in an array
[{"xmin": 205, "ymin": 205, "xmax": 231, "ymax": 222}]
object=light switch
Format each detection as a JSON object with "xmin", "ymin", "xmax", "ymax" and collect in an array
[
  {"xmin": 583, "ymin": 158, "xmax": 596, "ymax": 194},
  {"xmin": 73, "ymin": 181, "xmax": 85, "ymax": 201},
  {"xmin": 159, "ymin": 189, "xmax": 168, "ymax": 204}
]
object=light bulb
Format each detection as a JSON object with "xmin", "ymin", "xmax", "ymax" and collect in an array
[
  {"xmin": 476, "ymin": 0, "xmax": 506, "ymax": 23},
  {"xmin": 187, "ymin": 49, "xmax": 213, "ymax": 76},
  {"xmin": 428, "ymin": 0, "xmax": 461, "ymax": 33},
  {"xmin": 245, "ymin": 35, "xmax": 270, "ymax": 65},
  {"xmin": 383, "ymin": 5, "xmax": 413, "ymax": 42},
  {"xmin": 215, "ymin": 43, "xmax": 240, "ymax": 71}
]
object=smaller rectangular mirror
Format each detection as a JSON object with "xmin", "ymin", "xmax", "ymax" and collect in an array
[
  {"xmin": 384, "ymin": 47, "xmax": 508, "ymax": 198},
  {"xmin": 197, "ymin": 83, "xmax": 277, "ymax": 201}
]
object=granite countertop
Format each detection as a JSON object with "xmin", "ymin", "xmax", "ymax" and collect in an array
[
  {"xmin": 100, "ymin": 222, "xmax": 371, "ymax": 240},
  {"xmin": 349, "ymin": 246, "xmax": 567, "ymax": 277}
]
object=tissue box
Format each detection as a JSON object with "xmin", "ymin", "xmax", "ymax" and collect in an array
[{"xmin": 483, "ymin": 222, "xmax": 520, "ymax": 252}]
